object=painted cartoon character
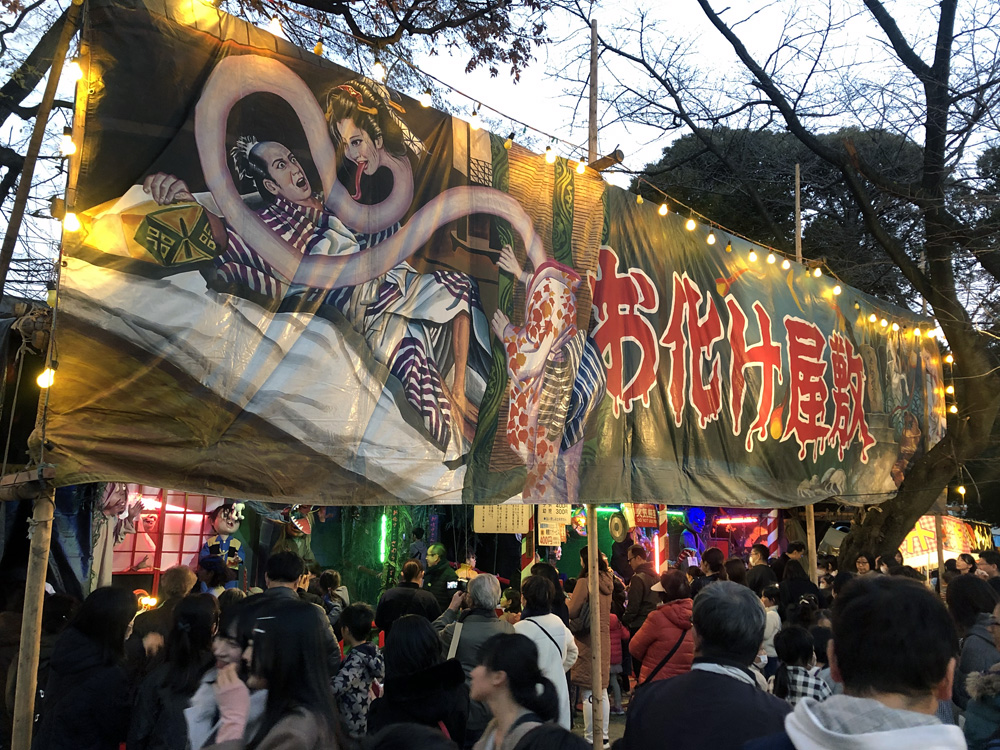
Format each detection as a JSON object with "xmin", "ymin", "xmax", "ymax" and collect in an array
[{"xmin": 202, "ymin": 502, "xmax": 245, "ymax": 589}]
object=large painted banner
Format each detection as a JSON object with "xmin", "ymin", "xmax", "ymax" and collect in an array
[{"xmin": 45, "ymin": 0, "xmax": 946, "ymax": 506}]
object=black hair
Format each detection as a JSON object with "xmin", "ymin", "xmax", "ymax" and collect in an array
[
  {"xmin": 340, "ymin": 603, "xmax": 374, "ymax": 642},
  {"xmin": 502, "ymin": 588, "xmax": 521, "ymax": 614},
  {"xmin": 207, "ymin": 502, "xmax": 238, "ymax": 523},
  {"xmin": 855, "ymin": 552, "xmax": 876, "ymax": 572},
  {"xmin": 979, "ymin": 550, "xmax": 1000, "ymax": 568},
  {"xmin": 401, "ymin": 560, "xmax": 422, "ymax": 582},
  {"xmin": 266, "ymin": 551, "xmax": 305, "ymax": 583},
  {"xmin": 247, "ymin": 602, "xmax": 343, "ymax": 749},
  {"xmin": 787, "ymin": 594, "xmax": 820, "ymax": 629},
  {"xmin": 657, "ymin": 569, "xmax": 691, "ymax": 603},
  {"xmin": 164, "ymin": 594, "xmax": 218, "ymax": 694},
  {"xmin": 198, "ymin": 555, "xmax": 231, "ymax": 588},
  {"xmin": 832, "ymin": 570, "xmax": 855, "ymax": 597},
  {"xmin": 384, "ymin": 614, "xmax": 442, "ymax": 679},
  {"xmin": 892, "ymin": 566, "xmax": 926, "ymax": 582},
  {"xmin": 578, "ymin": 548, "xmax": 609, "ymax": 579},
  {"xmin": 628, "ymin": 544, "xmax": 647, "ymax": 561},
  {"xmin": 750, "ymin": 544, "xmax": 769, "ymax": 561},
  {"xmin": 319, "ymin": 570, "xmax": 341, "ymax": 592},
  {"xmin": 687, "ymin": 566, "xmax": 705, "ymax": 579},
  {"xmin": 41, "ymin": 593, "xmax": 79, "ymax": 636},
  {"xmin": 511, "ymin": 724, "xmax": 590, "ymax": 750},
  {"xmin": 783, "ymin": 559, "xmax": 809, "ymax": 582},
  {"xmin": 70, "ymin": 587, "xmax": 138, "ymax": 665},
  {"xmin": 362, "ymin": 723, "xmax": 457, "ymax": 750},
  {"xmin": 787, "ymin": 541, "xmax": 806, "ymax": 555},
  {"xmin": 325, "ymin": 80, "xmax": 410, "ymax": 160},
  {"xmin": 761, "ymin": 584, "xmax": 780, "ymax": 604},
  {"xmin": 772, "ymin": 625, "xmax": 815, "ymax": 699},
  {"xmin": 412, "ymin": 528, "xmax": 425, "ymax": 540},
  {"xmin": 530, "ymin": 562, "xmax": 565, "ymax": 604},
  {"xmin": 725, "ymin": 558, "xmax": 748, "ymax": 587},
  {"xmin": 521, "ymin": 575, "xmax": 555, "ymax": 613},
  {"xmin": 702, "ymin": 547, "xmax": 728, "ymax": 577},
  {"xmin": 946, "ymin": 574, "xmax": 1000, "ymax": 635},
  {"xmin": 810, "ymin": 625, "xmax": 832, "ymax": 668},
  {"xmin": 217, "ymin": 588, "xmax": 246, "ymax": 617},
  {"xmin": 833, "ymin": 575, "xmax": 958, "ymax": 699},
  {"xmin": 477, "ymin": 634, "xmax": 558, "ymax": 722}
]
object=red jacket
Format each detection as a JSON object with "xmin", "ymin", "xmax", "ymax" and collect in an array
[
  {"xmin": 609, "ymin": 613, "xmax": 629, "ymax": 666},
  {"xmin": 629, "ymin": 598, "xmax": 694, "ymax": 683}
]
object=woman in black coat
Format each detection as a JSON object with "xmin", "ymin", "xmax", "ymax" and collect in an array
[
  {"xmin": 777, "ymin": 560, "xmax": 821, "ymax": 623},
  {"xmin": 33, "ymin": 587, "xmax": 138, "ymax": 750}
]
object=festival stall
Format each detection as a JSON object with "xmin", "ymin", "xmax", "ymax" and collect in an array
[{"xmin": 901, "ymin": 514, "xmax": 995, "ymax": 569}]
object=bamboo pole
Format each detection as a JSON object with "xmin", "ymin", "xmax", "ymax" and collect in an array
[
  {"xmin": 586, "ymin": 504, "xmax": 602, "ymax": 750},
  {"xmin": 588, "ymin": 20, "xmax": 598, "ymax": 164},
  {"xmin": 805, "ymin": 504, "xmax": 818, "ymax": 585},
  {"xmin": 11, "ymin": 486, "xmax": 55, "ymax": 749},
  {"xmin": 0, "ymin": 1, "xmax": 81, "ymax": 296},
  {"xmin": 794, "ymin": 163, "xmax": 802, "ymax": 264}
]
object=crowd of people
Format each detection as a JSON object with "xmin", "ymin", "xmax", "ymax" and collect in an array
[{"xmin": 13, "ymin": 531, "xmax": 1000, "ymax": 750}]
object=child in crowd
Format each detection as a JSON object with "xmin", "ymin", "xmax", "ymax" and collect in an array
[
  {"xmin": 760, "ymin": 585, "xmax": 781, "ymax": 679},
  {"xmin": 332, "ymin": 603, "xmax": 385, "ymax": 739},
  {"xmin": 770, "ymin": 625, "xmax": 832, "ymax": 706},
  {"xmin": 608, "ymin": 613, "xmax": 630, "ymax": 715}
]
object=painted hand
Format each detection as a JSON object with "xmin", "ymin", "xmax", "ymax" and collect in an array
[
  {"xmin": 491, "ymin": 309, "xmax": 511, "ymax": 340},
  {"xmin": 498, "ymin": 244, "xmax": 526, "ymax": 284},
  {"xmin": 142, "ymin": 172, "xmax": 196, "ymax": 205}
]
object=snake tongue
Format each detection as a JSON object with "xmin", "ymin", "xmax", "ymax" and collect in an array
[{"xmin": 352, "ymin": 162, "xmax": 364, "ymax": 200}]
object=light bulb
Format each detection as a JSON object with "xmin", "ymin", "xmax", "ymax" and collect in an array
[
  {"xmin": 504, "ymin": 132, "xmax": 514, "ymax": 150},
  {"xmin": 868, "ymin": 314, "xmax": 877, "ymax": 323},
  {"xmin": 59, "ymin": 128, "xmax": 75, "ymax": 156},
  {"xmin": 36, "ymin": 368, "xmax": 55, "ymax": 388},
  {"xmin": 545, "ymin": 146, "xmax": 556, "ymax": 164},
  {"xmin": 945, "ymin": 354, "xmax": 954, "ymax": 364},
  {"xmin": 419, "ymin": 89, "xmax": 432, "ymax": 108},
  {"xmin": 658, "ymin": 203, "xmax": 668, "ymax": 216},
  {"xmin": 725, "ymin": 242, "xmax": 733, "ymax": 253},
  {"xmin": 958, "ymin": 485, "xmax": 967, "ymax": 496},
  {"xmin": 372, "ymin": 58, "xmax": 387, "ymax": 83},
  {"xmin": 813, "ymin": 267, "xmax": 822, "ymax": 278},
  {"xmin": 833, "ymin": 285, "xmax": 842, "ymax": 296},
  {"xmin": 949, "ymin": 404, "xmax": 958, "ymax": 414},
  {"xmin": 946, "ymin": 385, "xmax": 955, "ymax": 394},
  {"xmin": 891, "ymin": 322, "xmax": 899, "ymax": 331},
  {"xmin": 914, "ymin": 328, "xmax": 922, "ymax": 337},
  {"xmin": 469, "ymin": 108, "xmax": 481, "ymax": 131},
  {"xmin": 66, "ymin": 60, "xmax": 83, "ymax": 82},
  {"xmin": 685, "ymin": 218, "xmax": 696, "ymax": 231},
  {"xmin": 313, "ymin": 41, "xmax": 324, "ymax": 56},
  {"xmin": 781, "ymin": 259, "xmax": 791, "ymax": 270},
  {"xmin": 576, "ymin": 161, "xmax": 587, "ymax": 174},
  {"xmin": 636, "ymin": 194, "xmax": 643, "ymax": 205},
  {"xmin": 63, "ymin": 212, "xmax": 80, "ymax": 232},
  {"xmin": 748, "ymin": 251, "xmax": 758, "ymax": 262},
  {"xmin": 707, "ymin": 231, "xmax": 717, "ymax": 246},
  {"xmin": 267, "ymin": 16, "xmax": 282, "ymax": 35},
  {"xmin": 766, "ymin": 253, "xmax": 776, "ymax": 264},
  {"xmin": 880, "ymin": 318, "xmax": 888, "ymax": 328}
]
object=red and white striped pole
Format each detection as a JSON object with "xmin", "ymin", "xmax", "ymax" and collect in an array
[
  {"xmin": 765, "ymin": 509, "xmax": 781, "ymax": 557},
  {"xmin": 657, "ymin": 506, "xmax": 670, "ymax": 569}
]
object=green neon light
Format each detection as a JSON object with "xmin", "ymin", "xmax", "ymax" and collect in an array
[
  {"xmin": 595, "ymin": 507, "xmax": 621, "ymax": 514},
  {"xmin": 379, "ymin": 513, "xmax": 387, "ymax": 563}
]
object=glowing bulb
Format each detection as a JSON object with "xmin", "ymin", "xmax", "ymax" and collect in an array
[
  {"xmin": 36, "ymin": 368, "xmax": 55, "ymax": 388},
  {"xmin": 545, "ymin": 146, "xmax": 556, "ymax": 164},
  {"xmin": 748, "ymin": 251, "xmax": 758, "ymax": 262},
  {"xmin": 949, "ymin": 404, "xmax": 958, "ymax": 414},
  {"xmin": 868, "ymin": 313, "xmax": 877, "ymax": 323},
  {"xmin": 63, "ymin": 212, "xmax": 80, "ymax": 232},
  {"xmin": 833, "ymin": 285, "xmax": 842, "ymax": 296},
  {"xmin": 685, "ymin": 218, "xmax": 696, "ymax": 231},
  {"xmin": 576, "ymin": 161, "xmax": 587, "ymax": 174},
  {"xmin": 725, "ymin": 242, "xmax": 733, "ymax": 253},
  {"xmin": 658, "ymin": 203, "xmax": 668, "ymax": 216},
  {"xmin": 880, "ymin": 318, "xmax": 888, "ymax": 328},
  {"xmin": 813, "ymin": 267, "xmax": 822, "ymax": 278},
  {"xmin": 766, "ymin": 253, "xmax": 776, "ymax": 264},
  {"xmin": 65, "ymin": 60, "xmax": 83, "ymax": 82},
  {"xmin": 59, "ymin": 128, "xmax": 75, "ymax": 156},
  {"xmin": 372, "ymin": 58, "xmax": 387, "ymax": 83},
  {"xmin": 945, "ymin": 354, "xmax": 954, "ymax": 364},
  {"xmin": 636, "ymin": 194, "xmax": 643, "ymax": 205},
  {"xmin": 313, "ymin": 41, "xmax": 324, "ymax": 56},
  {"xmin": 781, "ymin": 259, "xmax": 791, "ymax": 270},
  {"xmin": 891, "ymin": 322, "xmax": 899, "ymax": 331},
  {"xmin": 946, "ymin": 385, "xmax": 955, "ymax": 394},
  {"xmin": 469, "ymin": 108, "xmax": 481, "ymax": 131},
  {"xmin": 419, "ymin": 89, "xmax": 432, "ymax": 108},
  {"xmin": 267, "ymin": 16, "xmax": 282, "ymax": 35},
  {"xmin": 958, "ymin": 485, "xmax": 967, "ymax": 496},
  {"xmin": 706, "ymin": 231, "xmax": 717, "ymax": 246}
]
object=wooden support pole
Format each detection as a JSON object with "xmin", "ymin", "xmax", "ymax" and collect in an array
[
  {"xmin": 794, "ymin": 163, "xmax": 803, "ymax": 265},
  {"xmin": 935, "ymin": 512, "xmax": 947, "ymax": 600},
  {"xmin": 0, "ymin": 1, "xmax": 81, "ymax": 296},
  {"xmin": 11, "ymin": 485, "xmax": 55, "ymax": 750},
  {"xmin": 588, "ymin": 20, "xmax": 598, "ymax": 164},
  {"xmin": 805, "ymin": 504, "xmax": 818, "ymax": 585},
  {"xmin": 586, "ymin": 503, "xmax": 602, "ymax": 750}
]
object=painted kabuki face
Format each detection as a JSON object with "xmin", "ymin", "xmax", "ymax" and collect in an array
[
  {"xmin": 336, "ymin": 118, "xmax": 383, "ymax": 176},
  {"xmin": 255, "ymin": 142, "xmax": 312, "ymax": 204}
]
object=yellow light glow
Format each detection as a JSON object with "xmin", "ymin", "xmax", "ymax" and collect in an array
[
  {"xmin": 469, "ymin": 110, "xmax": 481, "ymax": 131},
  {"xmin": 545, "ymin": 146, "xmax": 556, "ymax": 164},
  {"xmin": 706, "ymin": 232, "xmax": 717, "ymax": 246},
  {"xmin": 576, "ymin": 161, "xmax": 587, "ymax": 174},
  {"xmin": 880, "ymin": 318, "xmax": 888, "ymax": 328},
  {"xmin": 946, "ymin": 385, "xmax": 955, "ymax": 394},
  {"xmin": 685, "ymin": 218, "xmax": 696, "ymax": 231},
  {"xmin": 63, "ymin": 212, "xmax": 81, "ymax": 232},
  {"xmin": 781, "ymin": 259, "xmax": 791, "ymax": 270},
  {"xmin": 914, "ymin": 328, "xmax": 922, "ymax": 337},
  {"xmin": 945, "ymin": 354, "xmax": 954, "ymax": 364},
  {"xmin": 748, "ymin": 251, "xmax": 758, "ymax": 263},
  {"xmin": 658, "ymin": 203, "xmax": 668, "ymax": 216},
  {"xmin": 813, "ymin": 267, "xmax": 822, "ymax": 278},
  {"xmin": 419, "ymin": 89, "xmax": 432, "ymax": 108},
  {"xmin": 950, "ymin": 404, "xmax": 958, "ymax": 414},
  {"xmin": 868, "ymin": 314, "xmax": 877, "ymax": 323},
  {"xmin": 766, "ymin": 253, "xmax": 776, "ymax": 264},
  {"xmin": 833, "ymin": 285, "xmax": 842, "ymax": 296},
  {"xmin": 636, "ymin": 194, "xmax": 643, "ymax": 205},
  {"xmin": 267, "ymin": 16, "xmax": 283, "ymax": 36},
  {"xmin": 313, "ymin": 41, "xmax": 324, "ymax": 56},
  {"xmin": 958, "ymin": 485, "xmax": 967, "ymax": 496},
  {"xmin": 725, "ymin": 242, "xmax": 733, "ymax": 253},
  {"xmin": 891, "ymin": 322, "xmax": 899, "ymax": 331},
  {"xmin": 36, "ymin": 368, "xmax": 55, "ymax": 388},
  {"xmin": 65, "ymin": 61, "xmax": 83, "ymax": 82},
  {"xmin": 372, "ymin": 59, "xmax": 387, "ymax": 83},
  {"xmin": 59, "ymin": 132, "xmax": 76, "ymax": 157}
]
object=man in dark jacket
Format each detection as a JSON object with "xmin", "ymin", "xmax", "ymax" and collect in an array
[
  {"xmin": 621, "ymin": 545, "xmax": 659, "ymax": 637},
  {"xmin": 423, "ymin": 543, "xmax": 459, "ymax": 611},
  {"xmin": 747, "ymin": 543, "xmax": 779, "ymax": 596},
  {"xmin": 621, "ymin": 581, "xmax": 790, "ymax": 750},
  {"xmin": 375, "ymin": 561, "xmax": 441, "ymax": 637},
  {"xmin": 770, "ymin": 540, "xmax": 805, "ymax": 583}
]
